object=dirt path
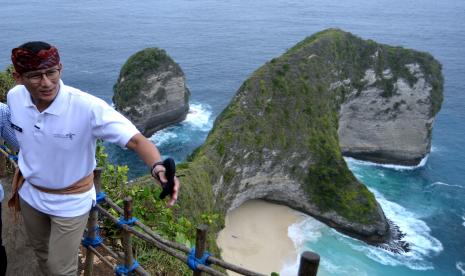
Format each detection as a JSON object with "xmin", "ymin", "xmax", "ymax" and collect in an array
[{"xmin": 1, "ymin": 175, "xmax": 40, "ymax": 276}]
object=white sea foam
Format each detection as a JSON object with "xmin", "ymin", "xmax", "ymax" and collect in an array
[
  {"xmin": 462, "ymin": 216, "xmax": 465, "ymax": 227},
  {"xmin": 284, "ymin": 189, "xmax": 444, "ymax": 273},
  {"xmin": 288, "ymin": 217, "xmax": 325, "ymax": 247},
  {"xmin": 152, "ymin": 130, "xmax": 178, "ymax": 147},
  {"xmin": 280, "ymin": 258, "xmax": 356, "ymax": 276},
  {"xmin": 350, "ymin": 189, "xmax": 443, "ymax": 270},
  {"xmin": 109, "ymin": 101, "xmax": 212, "ymax": 133},
  {"xmin": 457, "ymin": 262, "xmax": 465, "ymax": 275},
  {"xmin": 284, "ymin": 218, "xmax": 353, "ymax": 276},
  {"xmin": 150, "ymin": 102, "xmax": 212, "ymax": 146},
  {"xmin": 280, "ymin": 258, "xmax": 355, "ymax": 276},
  {"xmin": 184, "ymin": 103, "xmax": 213, "ymax": 131},
  {"xmin": 279, "ymin": 259, "xmax": 299, "ymax": 276},
  {"xmin": 429, "ymin": 181, "xmax": 465, "ymax": 189},
  {"xmin": 344, "ymin": 156, "xmax": 428, "ymax": 171}
]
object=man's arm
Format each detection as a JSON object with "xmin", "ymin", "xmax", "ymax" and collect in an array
[
  {"xmin": 0, "ymin": 103, "xmax": 19, "ymax": 152},
  {"xmin": 125, "ymin": 133, "xmax": 179, "ymax": 207}
]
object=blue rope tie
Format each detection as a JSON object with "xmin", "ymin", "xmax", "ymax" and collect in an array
[
  {"xmin": 116, "ymin": 216, "xmax": 138, "ymax": 227},
  {"xmin": 0, "ymin": 145, "xmax": 18, "ymax": 161},
  {"xmin": 8, "ymin": 154, "xmax": 18, "ymax": 161},
  {"xmin": 187, "ymin": 247, "xmax": 211, "ymax": 272},
  {"xmin": 115, "ymin": 260, "xmax": 139, "ymax": 275},
  {"xmin": 82, "ymin": 226, "xmax": 103, "ymax": 247},
  {"xmin": 96, "ymin": 191, "xmax": 106, "ymax": 203}
]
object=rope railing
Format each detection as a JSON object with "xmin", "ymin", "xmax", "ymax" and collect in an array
[{"xmin": 0, "ymin": 148, "xmax": 320, "ymax": 276}]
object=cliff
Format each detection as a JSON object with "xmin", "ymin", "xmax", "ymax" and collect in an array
[
  {"xmin": 337, "ymin": 38, "xmax": 443, "ymax": 165},
  {"xmin": 113, "ymin": 48, "xmax": 190, "ymax": 137},
  {"xmin": 171, "ymin": 29, "xmax": 443, "ymax": 245}
]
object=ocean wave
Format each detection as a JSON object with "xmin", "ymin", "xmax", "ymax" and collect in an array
[
  {"xmin": 344, "ymin": 156, "xmax": 428, "ymax": 171},
  {"xmin": 284, "ymin": 189, "xmax": 443, "ymax": 272},
  {"xmin": 284, "ymin": 218, "xmax": 329, "ymax": 275},
  {"xmin": 286, "ymin": 217, "xmax": 374, "ymax": 275},
  {"xmin": 428, "ymin": 181, "xmax": 465, "ymax": 189},
  {"xmin": 279, "ymin": 259, "xmax": 355, "ymax": 276},
  {"xmin": 457, "ymin": 262, "xmax": 465, "ymax": 275},
  {"xmin": 184, "ymin": 103, "xmax": 213, "ymax": 131},
  {"xmin": 462, "ymin": 215, "xmax": 465, "ymax": 227},
  {"xmin": 150, "ymin": 102, "xmax": 213, "ymax": 147},
  {"xmin": 352, "ymin": 189, "xmax": 443, "ymax": 270},
  {"xmin": 280, "ymin": 259, "xmax": 356, "ymax": 276},
  {"xmin": 288, "ymin": 217, "xmax": 325, "ymax": 247},
  {"xmin": 151, "ymin": 130, "xmax": 178, "ymax": 147}
]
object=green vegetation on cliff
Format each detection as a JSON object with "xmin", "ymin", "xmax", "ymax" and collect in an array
[
  {"xmin": 290, "ymin": 29, "xmax": 443, "ymax": 114},
  {"xmin": 96, "ymin": 145, "xmax": 223, "ymax": 274},
  {"xmin": 113, "ymin": 48, "xmax": 183, "ymax": 108},
  {"xmin": 0, "ymin": 66, "xmax": 15, "ymax": 102}
]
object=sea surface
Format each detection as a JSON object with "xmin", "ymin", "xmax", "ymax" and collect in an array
[{"xmin": 1, "ymin": 0, "xmax": 464, "ymax": 275}]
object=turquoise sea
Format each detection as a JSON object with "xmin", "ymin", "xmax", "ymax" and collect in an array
[{"xmin": 1, "ymin": 0, "xmax": 464, "ymax": 275}]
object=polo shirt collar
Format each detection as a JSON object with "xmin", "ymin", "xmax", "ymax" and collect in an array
[{"xmin": 24, "ymin": 80, "xmax": 68, "ymax": 115}]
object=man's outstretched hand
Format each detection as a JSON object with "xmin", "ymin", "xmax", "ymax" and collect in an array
[{"xmin": 157, "ymin": 171, "xmax": 180, "ymax": 207}]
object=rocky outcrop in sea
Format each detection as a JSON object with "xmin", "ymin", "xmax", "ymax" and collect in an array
[
  {"xmin": 173, "ymin": 29, "xmax": 443, "ymax": 245},
  {"xmin": 113, "ymin": 48, "xmax": 190, "ymax": 137}
]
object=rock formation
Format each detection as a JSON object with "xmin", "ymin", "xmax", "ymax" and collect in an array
[
  {"xmin": 113, "ymin": 48, "xmax": 190, "ymax": 137},
  {"xmin": 174, "ymin": 29, "xmax": 443, "ymax": 244},
  {"xmin": 337, "ymin": 49, "xmax": 443, "ymax": 165}
]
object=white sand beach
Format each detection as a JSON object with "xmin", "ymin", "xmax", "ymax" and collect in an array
[{"xmin": 217, "ymin": 200, "xmax": 305, "ymax": 275}]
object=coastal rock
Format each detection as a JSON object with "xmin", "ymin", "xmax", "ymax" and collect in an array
[
  {"xmin": 337, "ymin": 54, "xmax": 443, "ymax": 165},
  {"xmin": 113, "ymin": 48, "xmax": 190, "ymax": 137},
  {"xmin": 183, "ymin": 29, "xmax": 414, "ymax": 244},
  {"xmin": 172, "ymin": 29, "xmax": 442, "ymax": 245}
]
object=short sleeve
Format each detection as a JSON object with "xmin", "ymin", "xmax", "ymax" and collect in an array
[{"xmin": 90, "ymin": 98, "xmax": 140, "ymax": 148}]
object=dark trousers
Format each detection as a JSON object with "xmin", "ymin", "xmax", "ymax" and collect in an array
[{"xmin": 0, "ymin": 203, "xmax": 6, "ymax": 276}]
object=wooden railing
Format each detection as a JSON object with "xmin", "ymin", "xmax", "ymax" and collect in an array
[{"xmin": 0, "ymin": 148, "xmax": 320, "ymax": 276}]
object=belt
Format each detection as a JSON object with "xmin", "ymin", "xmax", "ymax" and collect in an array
[{"xmin": 8, "ymin": 168, "xmax": 94, "ymax": 212}]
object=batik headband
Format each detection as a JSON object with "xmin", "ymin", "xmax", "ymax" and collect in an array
[{"xmin": 11, "ymin": 46, "xmax": 60, "ymax": 74}]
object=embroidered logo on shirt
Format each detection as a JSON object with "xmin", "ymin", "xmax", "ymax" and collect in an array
[{"xmin": 53, "ymin": 133, "xmax": 76, "ymax": 140}]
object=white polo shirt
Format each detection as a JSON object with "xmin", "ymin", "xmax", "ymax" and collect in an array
[{"xmin": 7, "ymin": 80, "xmax": 139, "ymax": 217}]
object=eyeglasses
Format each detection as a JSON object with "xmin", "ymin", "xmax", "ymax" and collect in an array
[{"xmin": 24, "ymin": 68, "xmax": 61, "ymax": 84}]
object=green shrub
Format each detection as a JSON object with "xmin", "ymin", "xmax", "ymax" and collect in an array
[{"xmin": 0, "ymin": 66, "xmax": 15, "ymax": 103}]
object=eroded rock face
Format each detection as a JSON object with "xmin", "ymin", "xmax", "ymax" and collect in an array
[
  {"xmin": 338, "ymin": 63, "xmax": 439, "ymax": 165},
  {"xmin": 222, "ymin": 150, "xmax": 389, "ymax": 243},
  {"xmin": 113, "ymin": 48, "xmax": 190, "ymax": 137}
]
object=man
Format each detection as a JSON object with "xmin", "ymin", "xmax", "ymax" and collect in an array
[
  {"xmin": 0, "ymin": 102, "xmax": 18, "ymax": 276},
  {"xmin": 7, "ymin": 41, "xmax": 180, "ymax": 276}
]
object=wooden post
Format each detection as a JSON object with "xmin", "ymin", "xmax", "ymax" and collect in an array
[
  {"xmin": 84, "ymin": 167, "xmax": 103, "ymax": 276},
  {"xmin": 298, "ymin": 251, "xmax": 320, "ymax": 276},
  {"xmin": 193, "ymin": 224, "xmax": 208, "ymax": 276},
  {"xmin": 123, "ymin": 196, "xmax": 135, "ymax": 276},
  {"xmin": 0, "ymin": 154, "xmax": 5, "ymax": 177}
]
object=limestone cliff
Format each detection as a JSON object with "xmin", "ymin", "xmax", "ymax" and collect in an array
[
  {"xmin": 337, "ymin": 43, "xmax": 443, "ymax": 165},
  {"xmin": 113, "ymin": 48, "xmax": 190, "ymax": 137}
]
